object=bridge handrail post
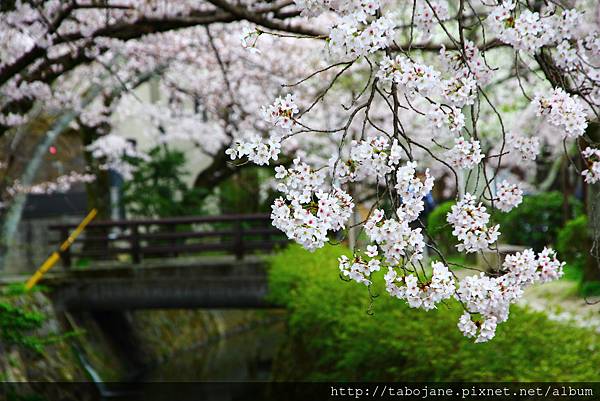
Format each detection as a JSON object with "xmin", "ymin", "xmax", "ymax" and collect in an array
[
  {"xmin": 131, "ymin": 223, "xmax": 141, "ymax": 264},
  {"xmin": 233, "ymin": 220, "xmax": 244, "ymax": 260}
]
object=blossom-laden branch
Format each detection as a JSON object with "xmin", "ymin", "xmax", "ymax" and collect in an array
[{"xmin": 225, "ymin": 0, "xmax": 600, "ymax": 343}]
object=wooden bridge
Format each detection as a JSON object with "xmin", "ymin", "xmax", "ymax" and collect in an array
[{"xmin": 41, "ymin": 214, "xmax": 288, "ymax": 310}]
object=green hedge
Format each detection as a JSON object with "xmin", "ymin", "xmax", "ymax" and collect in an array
[
  {"xmin": 494, "ymin": 191, "xmax": 582, "ymax": 251},
  {"xmin": 556, "ymin": 215, "xmax": 589, "ymax": 268},
  {"xmin": 268, "ymin": 245, "xmax": 600, "ymax": 381}
]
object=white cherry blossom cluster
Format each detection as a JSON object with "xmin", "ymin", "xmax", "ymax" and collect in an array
[
  {"xmin": 338, "ymin": 245, "xmax": 381, "ymax": 286},
  {"xmin": 274, "ymin": 159, "xmax": 326, "ymax": 202},
  {"xmin": 414, "ymin": 0, "xmax": 449, "ymax": 40},
  {"xmin": 377, "ymin": 55, "xmax": 474, "ymax": 129},
  {"xmin": 445, "ymin": 138, "xmax": 484, "ymax": 170},
  {"xmin": 447, "ymin": 194, "xmax": 500, "ymax": 253},
  {"xmin": 365, "ymin": 209, "xmax": 426, "ymax": 265},
  {"xmin": 271, "ymin": 159, "xmax": 353, "ymax": 251},
  {"xmin": 440, "ymin": 41, "xmax": 493, "ymax": 85},
  {"xmin": 442, "ymin": 76, "xmax": 477, "ymax": 108},
  {"xmin": 555, "ymin": 40, "xmax": 578, "ymax": 71},
  {"xmin": 331, "ymin": 136, "xmax": 403, "ymax": 182},
  {"xmin": 261, "ymin": 94, "xmax": 299, "ymax": 132},
  {"xmin": 226, "ymin": 135, "xmax": 282, "ymax": 166},
  {"xmin": 293, "ymin": 0, "xmax": 380, "ymax": 18},
  {"xmin": 499, "ymin": 248, "xmax": 539, "ymax": 296},
  {"xmin": 533, "ymin": 88, "xmax": 588, "ymax": 139},
  {"xmin": 226, "ymin": 94, "xmax": 298, "ymax": 165},
  {"xmin": 86, "ymin": 134, "xmax": 149, "ymax": 179},
  {"xmin": 427, "ymin": 105, "xmax": 466, "ymax": 133},
  {"xmin": 1, "ymin": 79, "xmax": 52, "ymax": 104},
  {"xmin": 495, "ymin": 180, "xmax": 523, "ymax": 213},
  {"xmin": 488, "ymin": 4, "xmax": 548, "ymax": 54},
  {"xmin": 584, "ymin": 32, "xmax": 600, "ymax": 56},
  {"xmin": 498, "ymin": 247, "xmax": 564, "ymax": 290},
  {"xmin": 0, "ymin": 112, "xmax": 27, "ymax": 127},
  {"xmin": 554, "ymin": 8, "xmax": 584, "ymax": 42},
  {"xmin": 7, "ymin": 172, "xmax": 95, "ymax": 197},
  {"xmin": 487, "ymin": 2, "xmax": 583, "ymax": 55},
  {"xmin": 240, "ymin": 26, "xmax": 261, "ymax": 53},
  {"xmin": 458, "ymin": 313, "xmax": 498, "ymax": 343},
  {"xmin": 457, "ymin": 248, "xmax": 564, "ymax": 342},
  {"xmin": 328, "ymin": 13, "xmax": 395, "ymax": 58},
  {"xmin": 394, "ymin": 162, "xmax": 434, "ymax": 222},
  {"xmin": 377, "ymin": 55, "xmax": 441, "ymax": 98},
  {"xmin": 456, "ymin": 272, "xmax": 507, "ymax": 343},
  {"xmin": 581, "ymin": 147, "xmax": 600, "ymax": 184},
  {"xmin": 535, "ymin": 248, "xmax": 565, "ymax": 284},
  {"xmin": 384, "ymin": 261, "xmax": 455, "ymax": 310},
  {"xmin": 507, "ymin": 133, "xmax": 540, "ymax": 161}
]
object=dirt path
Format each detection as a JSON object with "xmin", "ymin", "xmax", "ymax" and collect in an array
[{"xmin": 517, "ymin": 280, "xmax": 600, "ymax": 333}]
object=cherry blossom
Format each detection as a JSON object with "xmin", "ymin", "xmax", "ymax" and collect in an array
[
  {"xmin": 365, "ymin": 209, "xmax": 426, "ymax": 265},
  {"xmin": 427, "ymin": 106, "xmax": 466, "ymax": 133},
  {"xmin": 261, "ymin": 94, "xmax": 299, "ymax": 132},
  {"xmin": 457, "ymin": 248, "xmax": 564, "ymax": 342},
  {"xmin": 414, "ymin": 0, "xmax": 449, "ymax": 40},
  {"xmin": 271, "ymin": 159, "xmax": 354, "ymax": 251},
  {"xmin": 209, "ymin": 0, "xmax": 595, "ymax": 344},
  {"xmin": 533, "ymin": 88, "xmax": 588, "ymax": 139},
  {"xmin": 86, "ymin": 134, "xmax": 149, "ymax": 179},
  {"xmin": 377, "ymin": 55, "xmax": 442, "ymax": 98},
  {"xmin": 7, "ymin": 172, "xmax": 95, "ymax": 197},
  {"xmin": 440, "ymin": 40, "xmax": 493, "ymax": 85},
  {"xmin": 445, "ymin": 138, "xmax": 484, "ymax": 170},
  {"xmin": 328, "ymin": 13, "xmax": 395, "ymax": 58},
  {"xmin": 581, "ymin": 147, "xmax": 600, "ymax": 184},
  {"xmin": 338, "ymin": 249, "xmax": 381, "ymax": 286},
  {"xmin": 226, "ymin": 135, "xmax": 282, "ymax": 166},
  {"xmin": 384, "ymin": 261, "xmax": 455, "ymax": 310},
  {"xmin": 495, "ymin": 180, "xmax": 523, "ymax": 213},
  {"xmin": 330, "ymin": 136, "xmax": 403, "ymax": 182},
  {"xmin": 447, "ymin": 194, "xmax": 500, "ymax": 253},
  {"xmin": 507, "ymin": 133, "xmax": 540, "ymax": 161},
  {"xmin": 487, "ymin": 2, "xmax": 583, "ymax": 56},
  {"xmin": 394, "ymin": 161, "xmax": 434, "ymax": 222}
]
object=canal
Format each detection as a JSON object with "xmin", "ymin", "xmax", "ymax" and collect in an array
[{"xmin": 104, "ymin": 313, "xmax": 288, "ymax": 401}]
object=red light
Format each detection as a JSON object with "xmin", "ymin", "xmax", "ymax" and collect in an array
[{"xmin": 49, "ymin": 146, "xmax": 57, "ymax": 155}]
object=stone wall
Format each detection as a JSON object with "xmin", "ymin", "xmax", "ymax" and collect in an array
[
  {"xmin": 5, "ymin": 215, "xmax": 82, "ymax": 275},
  {"xmin": 1, "ymin": 286, "xmax": 284, "ymax": 399}
]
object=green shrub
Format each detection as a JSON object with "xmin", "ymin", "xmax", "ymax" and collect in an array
[
  {"xmin": 556, "ymin": 216, "xmax": 600, "ymax": 295},
  {"xmin": 123, "ymin": 145, "xmax": 207, "ymax": 218},
  {"xmin": 0, "ymin": 285, "xmax": 47, "ymax": 353},
  {"xmin": 556, "ymin": 215, "xmax": 589, "ymax": 267},
  {"xmin": 269, "ymin": 245, "xmax": 600, "ymax": 381},
  {"xmin": 495, "ymin": 191, "xmax": 582, "ymax": 251},
  {"xmin": 427, "ymin": 201, "xmax": 458, "ymax": 255}
]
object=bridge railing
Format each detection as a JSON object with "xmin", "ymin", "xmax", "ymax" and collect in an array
[{"xmin": 48, "ymin": 214, "xmax": 287, "ymax": 268}]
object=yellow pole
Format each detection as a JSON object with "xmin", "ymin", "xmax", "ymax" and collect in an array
[{"xmin": 25, "ymin": 208, "xmax": 98, "ymax": 291}]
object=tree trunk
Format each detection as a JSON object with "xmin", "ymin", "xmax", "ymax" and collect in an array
[
  {"xmin": 584, "ymin": 122, "xmax": 600, "ymax": 282},
  {"xmin": 584, "ymin": 183, "xmax": 600, "ymax": 282},
  {"xmin": 81, "ymin": 125, "xmax": 111, "ymax": 221}
]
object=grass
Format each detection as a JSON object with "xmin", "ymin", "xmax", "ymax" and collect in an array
[{"xmin": 268, "ymin": 244, "xmax": 600, "ymax": 382}]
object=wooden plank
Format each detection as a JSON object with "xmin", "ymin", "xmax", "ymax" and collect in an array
[
  {"xmin": 47, "ymin": 214, "xmax": 288, "ymax": 265},
  {"xmin": 139, "ymin": 242, "xmax": 234, "ymax": 255},
  {"xmin": 48, "ymin": 213, "xmax": 272, "ymax": 229}
]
